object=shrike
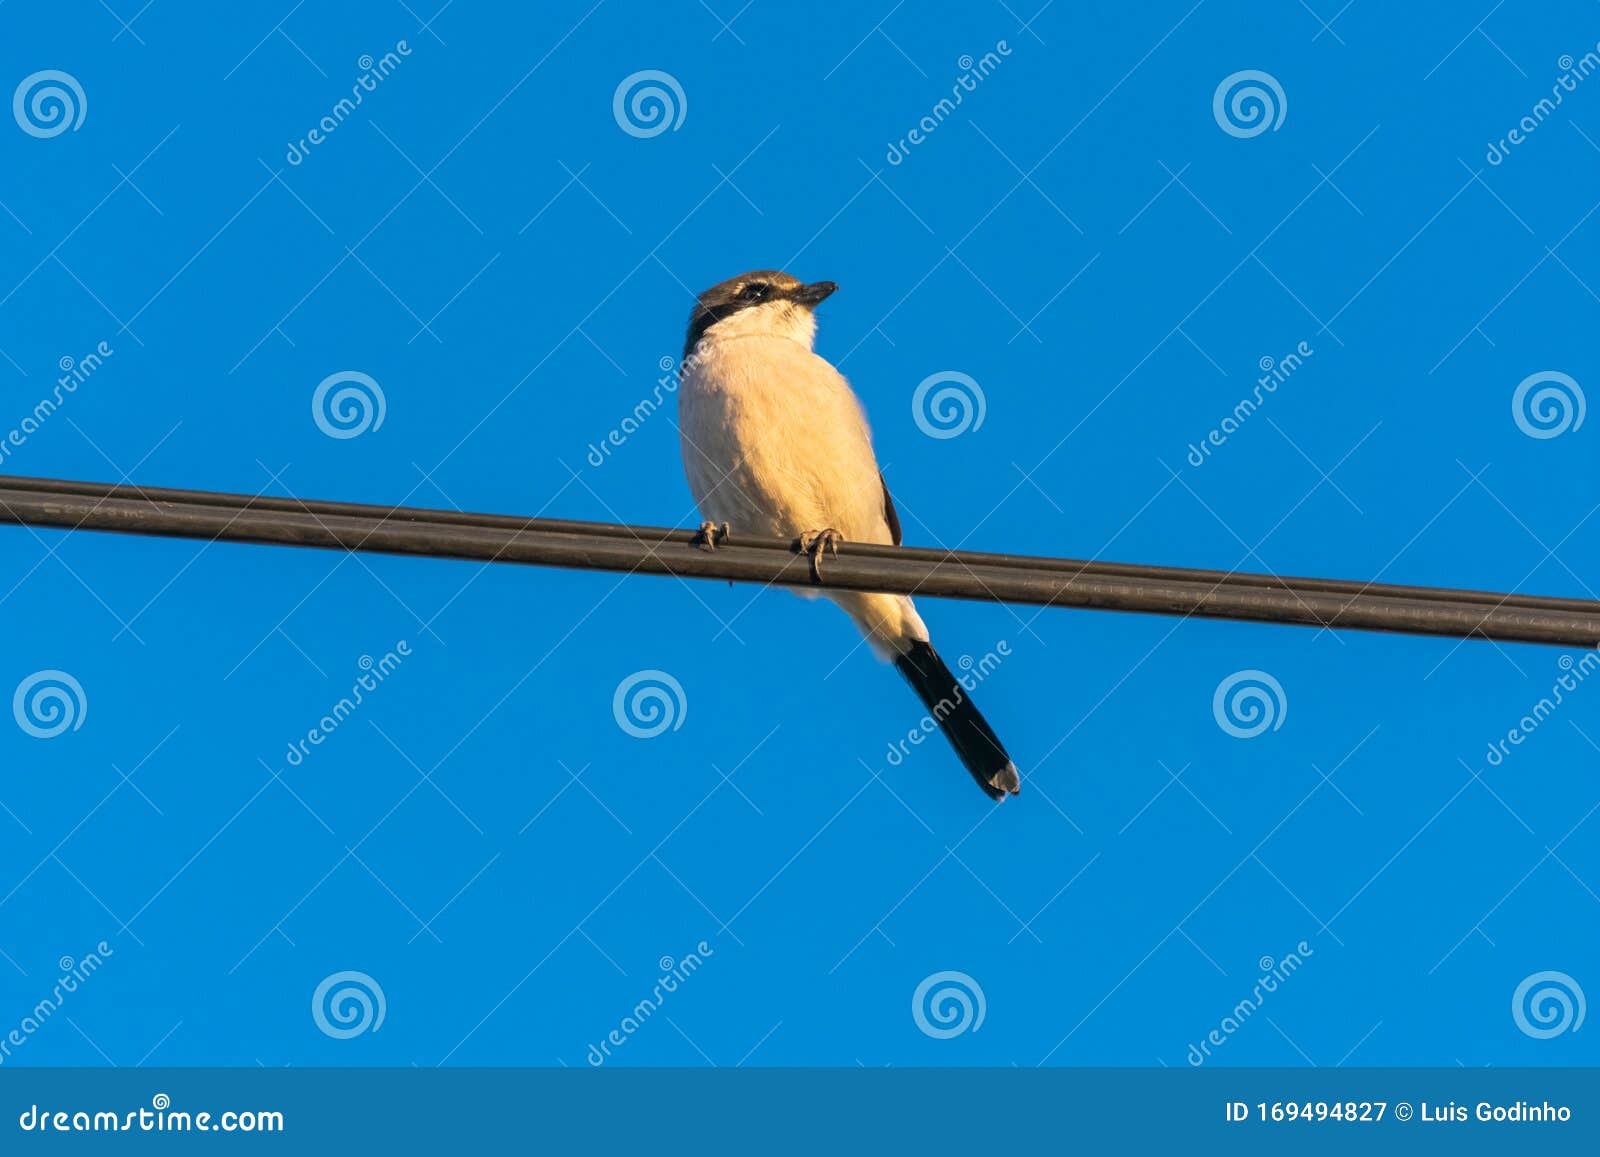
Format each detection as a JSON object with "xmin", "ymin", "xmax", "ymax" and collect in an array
[{"xmin": 677, "ymin": 269, "xmax": 1021, "ymax": 801}]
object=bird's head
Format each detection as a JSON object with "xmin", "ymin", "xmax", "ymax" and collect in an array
[{"xmin": 683, "ymin": 269, "xmax": 838, "ymax": 359}]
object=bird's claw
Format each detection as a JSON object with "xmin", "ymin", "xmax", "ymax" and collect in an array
[
  {"xmin": 796, "ymin": 528, "xmax": 843, "ymax": 581},
  {"xmin": 693, "ymin": 521, "xmax": 730, "ymax": 552}
]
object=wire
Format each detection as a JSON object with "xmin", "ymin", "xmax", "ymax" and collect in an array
[{"xmin": 1, "ymin": 473, "xmax": 1597, "ymax": 647}]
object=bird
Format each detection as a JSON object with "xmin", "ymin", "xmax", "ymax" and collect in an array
[{"xmin": 676, "ymin": 269, "xmax": 1021, "ymax": 801}]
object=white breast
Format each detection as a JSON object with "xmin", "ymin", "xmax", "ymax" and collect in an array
[
  {"xmin": 678, "ymin": 328, "xmax": 891, "ymax": 545},
  {"xmin": 675, "ymin": 301, "xmax": 927, "ymax": 657}
]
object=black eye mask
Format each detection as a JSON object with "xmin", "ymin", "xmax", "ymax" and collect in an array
[{"xmin": 682, "ymin": 279, "xmax": 835, "ymax": 359}]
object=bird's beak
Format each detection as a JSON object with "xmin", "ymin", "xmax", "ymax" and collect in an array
[{"xmin": 792, "ymin": 280, "xmax": 838, "ymax": 307}]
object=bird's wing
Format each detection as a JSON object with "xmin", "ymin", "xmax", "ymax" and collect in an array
[{"xmin": 879, "ymin": 472, "xmax": 902, "ymax": 546}]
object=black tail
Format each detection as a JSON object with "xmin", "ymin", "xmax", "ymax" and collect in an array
[{"xmin": 893, "ymin": 639, "xmax": 1021, "ymax": 801}]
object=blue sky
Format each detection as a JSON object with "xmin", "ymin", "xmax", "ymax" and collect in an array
[{"xmin": 0, "ymin": 0, "xmax": 1597, "ymax": 1069}]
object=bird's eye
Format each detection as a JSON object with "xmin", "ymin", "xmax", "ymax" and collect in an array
[{"xmin": 739, "ymin": 283, "xmax": 769, "ymax": 301}]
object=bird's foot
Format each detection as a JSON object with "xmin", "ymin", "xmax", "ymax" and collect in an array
[
  {"xmin": 796, "ymin": 527, "xmax": 843, "ymax": 581},
  {"xmin": 693, "ymin": 521, "xmax": 730, "ymax": 552}
]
